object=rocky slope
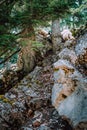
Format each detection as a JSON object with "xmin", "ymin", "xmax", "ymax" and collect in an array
[
  {"xmin": 0, "ymin": 53, "xmax": 73, "ymax": 130},
  {"xmin": 0, "ymin": 31, "xmax": 87, "ymax": 130}
]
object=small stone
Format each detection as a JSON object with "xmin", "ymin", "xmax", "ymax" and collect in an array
[
  {"xmin": 38, "ymin": 125, "xmax": 49, "ymax": 130},
  {"xmin": 21, "ymin": 127, "xmax": 32, "ymax": 130},
  {"xmin": 33, "ymin": 120, "xmax": 41, "ymax": 127},
  {"xmin": 33, "ymin": 111, "xmax": 43, "ymax": 120},
  {"xmin": 27, "ymin": 109, "xmax": 33, "ymax": 117}
]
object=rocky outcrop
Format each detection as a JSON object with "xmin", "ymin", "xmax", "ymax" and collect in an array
[
  {"xmin": 0, "ymin": 29, "xmax": 87, "ymax": 129},
  {"xmin": 52, "ymin": 60, "xmax": 87, "ymax": 126},
  {"xmin": 0, "ymin": 53, "xmax": 73, "ymax": 130},
  {"xmin": 59, "ymin": 48, "xmax": 77, "ymax": 64},
  {"xmin": 52, "ymin": 31, "xmax": 87, "ymax": 127}
]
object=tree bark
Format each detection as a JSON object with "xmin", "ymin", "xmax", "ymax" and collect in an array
[{"xmin": 51, "ymin": 19, "xmax": 62, "ymax": 52}]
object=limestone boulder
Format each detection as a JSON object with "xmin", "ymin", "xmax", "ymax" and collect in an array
[{"xmin": 52, "ymin": 59, "xmax": 87, "ymax": 126}]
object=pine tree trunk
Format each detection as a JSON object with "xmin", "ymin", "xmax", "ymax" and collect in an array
[{"xmin": 51, "ymin": 19, "xmax": 62, "ymax": 52}]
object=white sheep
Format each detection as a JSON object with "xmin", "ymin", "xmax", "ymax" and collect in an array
[{"xmin": 61, "ymin": 29, "xmax": 75, "ymax": 41}]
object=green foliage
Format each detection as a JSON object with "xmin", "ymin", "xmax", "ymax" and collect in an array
[
  {"xmin": 61, "ymin": 0, "xmax": 87, "ymax": 28},
  {"xmin": 0, "ymin": 0, "xmax": 87, "ymax": 54},
  {"xmin": 0, "ymin": 34, "xmax": 15, "ymax": 45},
  {"xmin": 49, "ymin": 0, "xmax": 70, "ymax": 18},
  {"xmin": 0, "ymin": 0, "xmax": 19, "ymax": 52},
  {"xmin": 19, "ymin": 39, "xmax": 44, "ymax": 51},
  {"xmin": 10, "ymin": 53, "xmax": 18, "ymax": 63},
  {"xmin": 11, "ymin": 0, "xmax": 50, "ymax": 28},
  {"xmin": 32, "ymin": 41, "xmax": 44, "ymax": 51}
]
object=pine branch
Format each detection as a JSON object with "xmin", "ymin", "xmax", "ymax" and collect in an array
[
  {"xmin": 0, "ymin": 48, "xmax": 21, "ymax": 65},
  {"xmin": 0, "ymin": 0, "xmax": 6, "ymax": 5}
]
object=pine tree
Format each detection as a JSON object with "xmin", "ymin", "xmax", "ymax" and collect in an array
[
  {"xmin": 60, "ymin": 0, "xmax": 87, "ymax": 29},
  {"xmin": 1, "ymin": 0, "xmax": 85, "ymax": 72}
]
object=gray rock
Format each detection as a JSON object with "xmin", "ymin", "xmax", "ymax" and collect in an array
[
  {"xmin": 20, "ymin": 127, "xmax": 32, "ymax": 130},
  {"xmin": 0, "ymin": 101, "xmax": 12, "ymax": 120},
  {"xmin": 53, "ymin": 59, "xmax": 75, "ymax": 71},
  {"xmin": 0, "ymin": 101, "xmax": 12, "ymax": 129},
  {"xmin": 52, "ymin": 32, "xmax": 87, "ymax": 127},
  {"xmin": 75, "ymin": 32, "xmax": 87, "ymax": 75},
  {"xmin": 52, "ymin": 83, "xmax": 63, "ymax": 108},
  {"xmin": 64, "ymin": 39, "xmax": 75, "ymax": 49},
  {"xmin": 53, "ymin": 69, "xmax": 65, "ymax": 83},
  {"xmin": 5, "ymin": 93, "xmax": 16, "ymax": 99},
  {"xmin": 52, "ymin": 57, "xmax": 87, "ymax": 126},
  {"xmin": 59, "ymin": 48, "xmax": 77, "ymax": 64},
  {"xmin": 58, "ymin": 85, "xmax": 87, "ymax": 126},
  {"xmin": 13, "ymin": 101, "xmax": 26, "ymax": 111},
  {"xmin": 38, "ymin": 125, "xmax": 49, "ymax": 130},
  {"xmin": 75, "ymin": 33, "xmax": 87, "ymax": 56}
]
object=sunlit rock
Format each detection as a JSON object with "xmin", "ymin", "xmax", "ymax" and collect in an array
[{"xmin": 52, "ymin": 58, "xmax": 87, "ymax": 126}]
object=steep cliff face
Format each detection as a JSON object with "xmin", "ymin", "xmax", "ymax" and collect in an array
[{"xmin": 52, "ymin": 31, "xmax": 87, "ymax": 127}]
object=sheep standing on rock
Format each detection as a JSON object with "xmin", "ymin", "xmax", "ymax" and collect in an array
[{"xmin": 61, "ymin": 29, "xmax": 75, "ymax": 41}]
